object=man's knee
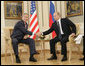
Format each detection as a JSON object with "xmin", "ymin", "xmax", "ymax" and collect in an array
[
  {"xmin": 50, "ymin": 39, "xmax": 56, "ymax": 46},
  {"xmin": 30, "ymin": 38, "xmax": 34, "ymax": 42},
  {"xmin": 50, "ymin": 39, "xmax": 52, "ymax": 43},
  {"xmin": 26, "ymin": 38, "xmax": 35, "ymax": 44},
  {"xmin": 50, "ymin": 39, "xmax": 53, "ymax": 44},
  {"xmin": 50, "ymin": 39, "xmax": 58, "ymax": 44},
  {"xmin": 12, "ymin": 38, "xmax": 18, "ymax": 44},
  {"xmin": 61, "ymin": 39, "xmax": 68, "ymax": 44}
]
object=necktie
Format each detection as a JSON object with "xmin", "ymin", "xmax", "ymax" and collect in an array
[
  {"xmin": 57, "ymin": 21, "xmax": 62, "ymax": 40},
  {"xmin": 25, "ymin": 22, "xmax": 28, "ymax": 29},
  {"xmin": 25, "ymin": 22, "xmax": 26, "ymax": 28}
]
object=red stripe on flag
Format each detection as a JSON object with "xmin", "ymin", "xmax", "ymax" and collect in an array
[
  {"xmin": 36, "ymin": 28, "xmax": 39, "ymax": 33},
  {"xmin": 33, "ymin": 35, "xmax": 36, "ymax": 39}
]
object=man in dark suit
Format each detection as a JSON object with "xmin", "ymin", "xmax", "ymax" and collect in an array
[
  {"xmin": 11, "ymin": 13, "xmax": 39, "ymax": 63},
  {"xmin": 39, "ymin": 12, "xmax": 76, "ymax": 61}
]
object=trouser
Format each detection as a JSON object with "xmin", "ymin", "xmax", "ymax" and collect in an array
[
  {"xmin": 12, "ymin": 38, "xmax": 37, "ymax": 56},
  {"xmin": 50, "ymin": 35, "xmax": 68, "ymax": 56}
]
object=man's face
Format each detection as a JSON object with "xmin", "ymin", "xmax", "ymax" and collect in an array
[
  {"xmin": 23, "ymin": 14, "xmax": 29, "ymax": 22},
  {"xmin": 53, "ymin": 13, "xmax": 59, "ymax": 21}
]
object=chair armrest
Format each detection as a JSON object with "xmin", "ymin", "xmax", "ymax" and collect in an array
[
  {"xmin": 69, "ymin": 35, "xmax": 75, "ymax": 43},
  {"xmin": 3, "ymin": 34, "xmax": 11, "ymax": 42}
]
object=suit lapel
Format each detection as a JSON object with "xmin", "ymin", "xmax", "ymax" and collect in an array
[
  {"xmin": 61, "ymin": 19, "xmax": 64, "ymax": 27},
  {"xmin": 26, "ymin": 23, "xmax": 28, "ymax": 29},
  {"xmin": 22, "ymin": 20, "xmax": 28, "ymax": 29},
  {"xmin": 55, "ymin": 21, "xmax": 58, "ymax": 27}
]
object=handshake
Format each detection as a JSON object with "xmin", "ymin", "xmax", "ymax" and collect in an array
[
  {"xmin": 36, "ymin": 32, "xmax": 42, "ymax": 37},
  {"xmin": 24, "ymin": 32, "xmax": 45, "ymax": 39},
  {"xmin": 36, "ymin": 32, "xmax": 45, "ymax": 39}
]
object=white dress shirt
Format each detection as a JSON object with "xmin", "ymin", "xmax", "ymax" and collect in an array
[{"xmin": 57, "ymin": 19, "xmax": 64, "ymax": 35}]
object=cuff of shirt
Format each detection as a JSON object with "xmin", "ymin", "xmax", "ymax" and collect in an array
[{"xmin": 41, "ymin": 33, "xmax": 43, "ymax": 35}]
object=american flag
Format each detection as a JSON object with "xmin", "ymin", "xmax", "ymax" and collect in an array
[{"xmin": 29, "ymin": 1, "xmax": 39, "ymax": 39}]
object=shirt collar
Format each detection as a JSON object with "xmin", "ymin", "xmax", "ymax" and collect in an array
[
  {"xmin": 57, "ymin": 18, "xmax": 61, "ymax": 22},
  {"xmin": 22, "ymin": 20, "xmax": 27, "ymax": 25}
]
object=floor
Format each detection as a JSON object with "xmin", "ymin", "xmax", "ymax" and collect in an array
[{"xmin": 1, "ymin": 50, "xmax": 84, "ymax": 65}]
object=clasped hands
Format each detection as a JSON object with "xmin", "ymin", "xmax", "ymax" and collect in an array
[
  {"xmin": 36, "ymin": 32, "xmax": 42, "ymax": 37},
  {"xmin": 24, "ymin": 32, "xmax": 44, "ymax": 39}
]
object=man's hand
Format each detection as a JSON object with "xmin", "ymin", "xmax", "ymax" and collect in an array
[
  {"xmin": 23, "ymin": 35, "xmax": 28, "ymax": 39},
  {"xmin": 70, "ymin": 33, "xmax": 76, "ymax": 37},
  {"xmin": 36, "ymin": 32, "xmax": 42, "ymax": 37}
]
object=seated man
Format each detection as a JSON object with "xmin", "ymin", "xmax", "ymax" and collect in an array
[
  {"xmin": 39, "ymin": 12, "xmax": 76, "ymax": 61},
  {"xmin": 11, "ymin": 13, "xmax": 39, "ymax": 63}
]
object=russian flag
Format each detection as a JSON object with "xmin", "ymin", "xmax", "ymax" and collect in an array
[{"xmin": 49, "ymin": 1, "xmax": 56, "ymax": 38}]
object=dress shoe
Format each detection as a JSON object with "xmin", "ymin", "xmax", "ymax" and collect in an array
[
  {"xmin": 34, "ymin": 52, "xmax": 40, "ymax": 54},
  {"xmin": 29, "ymin": 57, "xmax": 37, "ymax": 62},
  {"xmin": 16, "ymin": 58, "xmax": 21, "ymax": 63},
  {"xmin": 79, "ymin": 58, "xmax": 84, "ymax": 61},
  {"xmin": 61, "ymin": 56, "xmax": 67, "ymax": 61},
  {"xmin": 47, "ymin": 55, "xmax": 57, "ymax": 60}
]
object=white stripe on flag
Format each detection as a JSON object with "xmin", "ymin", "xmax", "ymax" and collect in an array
[{"xmin": 29, "ymin": 18, "xmax": 37, "ymax": 31}]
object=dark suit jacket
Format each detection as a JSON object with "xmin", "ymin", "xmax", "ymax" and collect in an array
[
  {"xmin": 43, "ymin": 18, "xmax": 76, "ymax": 37},
  {"xmin": 11, "ymin": 20, "xmax": 33, "ymax": 40}
]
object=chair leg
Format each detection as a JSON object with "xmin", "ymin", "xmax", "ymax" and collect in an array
[
  {"xmin": 5, "ymin": 41, "xmax": 8, "ymax": 63},
  {"xmin": 5, "ymin": 46, "xmax": 7, "ymax": 63},
  {"xmin": 10, "ymin": 44, "xmax": 14, "ymax": 63},
  {"xmin": 69, "ymin": 44, "xmax": 72, "ymax": 61},
  {"xmin": 77, "ymin": 45, "xmax": 82, "ymax": 58},
  {"xmin": 10, "ymin": 52, "xmax": 14, "ymax": 63},
  {"xmin": 41, "ymin": 40, "xmax": 43, "ymax": 54},
  {"xmin": 27, "ymin": 46, "xmax": 29, "ymax": 55},
  {"xmin": 40, "ymin": 40, "xmax": 43, "ymax": 60},
  {"xmin": 7, "ymin": 40, "xmax": 14, "ymax": 63}
]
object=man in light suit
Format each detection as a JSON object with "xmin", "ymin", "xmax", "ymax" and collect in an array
[
  {"xmin": 39, "ymin": 12, "xmax": 76, "ymax": 61},
  {"xmin": 11, "ymin": 13, "xmax": 39, "ymax": 63}
]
